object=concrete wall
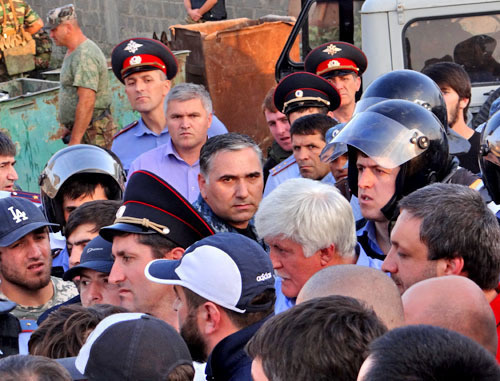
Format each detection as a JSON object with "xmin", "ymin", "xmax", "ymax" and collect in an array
[{"xmin": 29, "ymin": 0, "xmax": 290, "ymax": 63}]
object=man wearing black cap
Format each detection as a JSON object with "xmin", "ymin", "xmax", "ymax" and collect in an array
[
  {"xmin": 264, "ymin": 72, "xmax": 340, "ymax": 196},
  {"xmin": 63, "ymin": 236, "xmax": 120, "ymax": 308},
  {"xmin": 59, "ymin": 312, "xmax": 195, "ymax": 380},
  {"xmin": 305, "ymin": 41, "xmax": 367, "ymax": 123},
  {"xmin": 100, "ymin": 170, "xmax": 214, "ymax": 329},
  {"xmin": 146, "ymin": 232, "xmax": 275, "ymax": 380},
  {"xmin": 110, "ymin": 37, "xmax": 227, "ymax": 173},
  {"xmin": 0, "ymin": 198, "xmax": 77, "ymax": 321}
]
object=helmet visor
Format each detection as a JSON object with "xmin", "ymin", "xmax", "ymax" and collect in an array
[
  {"xmin": 330, "ymin": 111, "xmax": 430, "ymax": 169},
  {"xmin": 354, "ymin": 97, "xmax": 389, "ymax": 115},
  {"xmin": 40, "ymin": 145, "xmax": 124, "ymax": 198}
]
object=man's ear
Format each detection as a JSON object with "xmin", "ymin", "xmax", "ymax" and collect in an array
[
  {"xmin": 354, "ymin": 75, "xmax": 362, "ymax": 91},
  {"xmin": 207, "ymin": 112, "xmax": 213, "ymax": 128},
  {"xmin": 198, "ymin": 302, "xmax": 222, "ymax": 335},
  {"xmin": 438, "ymin": 256, "xmax": 465, "ymax": 276},
  {"xmin": 459, "ymin": 97, "xmax": 470, "ymax": 110},
  {"xmin": 319, "ymin": 244, "xmax": 335, "ymax": 266},
  {"xmin": 198, "ymin": 173, "xmax": 207, "ymax": 199},
  {"xmin": 163, "ymin": 79, "xmax": 171, "ymax": 96},
  {"xmin": 167, "ymin": 247, "xmax": 184, "ymax": 260}
]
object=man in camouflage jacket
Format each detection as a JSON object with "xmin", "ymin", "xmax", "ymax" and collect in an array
[{"xmin": 46, "ymin": 4, "xmax": 116, "ymax": 149}]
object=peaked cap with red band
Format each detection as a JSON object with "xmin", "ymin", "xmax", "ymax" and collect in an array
[
  {"xmin": 111, "ymin": 38, "xmax": 178, "ymax": 83},
  {"xmin": 100, "ymin": 170, "xmax": 214, "ymax": 249},
  {"xmin": 304, "ymin": 41, "xmax": 367, "ymax": 79},
  {"xmin": 274, "ymin": 72, "xmax": 341, "ymax": 116}
]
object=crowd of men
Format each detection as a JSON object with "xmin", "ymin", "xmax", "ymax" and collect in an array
[{"xmin": 0, "ymin": 3, "xmax": 499, "ymax": 381}]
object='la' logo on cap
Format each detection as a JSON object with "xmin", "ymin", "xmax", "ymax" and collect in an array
[{"xmin": 8, "ymin": 206, "xmax": 28, "ymax": 224}]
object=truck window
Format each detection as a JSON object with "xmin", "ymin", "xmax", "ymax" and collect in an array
[
  {"xmin": 403, "ymin": 13, "xmax": 500, "ymax": 85},
  {"xmin": 276, "ymin": 0, "xmax": 364, "ymax": 81}
]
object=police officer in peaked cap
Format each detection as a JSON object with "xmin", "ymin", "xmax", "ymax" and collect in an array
[{"xmin": 305, "ymin": 42, "xmax": 367, "ymax": 123}]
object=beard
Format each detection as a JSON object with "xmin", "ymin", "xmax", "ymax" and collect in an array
[
  {"xmin": 180, "ymin": 311, "xmax": 208, "ymax": 363},
  {"xmin": 1, "ymin": 260, "xmax": 51, "ymax": 291}
]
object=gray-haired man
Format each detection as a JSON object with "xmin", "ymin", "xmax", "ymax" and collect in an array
[
  {"xmin": 128, "ymin": 83, "xmax": 214, "ymax": 203},
  {"xmin": 194, "ymin": 133, "xmax": 264, "ymax": 243}
]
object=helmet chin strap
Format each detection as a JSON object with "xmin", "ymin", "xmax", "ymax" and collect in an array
[
  {"xmin": 380, "ymin": 162, "xmax": 440, "ymax": 222},
  {"xmin": 380, "ymin": 164, "xmax": 406, "ymax": 222}
]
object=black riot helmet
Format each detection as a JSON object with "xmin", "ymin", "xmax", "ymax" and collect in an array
[
  {"xmin": 39, "ymin": 144, "xmax": 125, "ymax": 231},
  {"xmin": 354, "ymin": 69, "xmax": 469, "ymax": 155},
  {"xmin": 479, "ymin": 110, "xmax": 500, "ymax": 204},
  {"xmin": 331, "ymin": 99, "xmax": 449, "ymax": 220}
]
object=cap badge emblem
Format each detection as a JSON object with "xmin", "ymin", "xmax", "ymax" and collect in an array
[
  {"xmin": 8, "ymin": 206, "xmax": 28, "ymax": 224},
  {"xmin": 116, "ymin": 205, "xmax": 126, "ymax": 219},
  {"xmin": 124, "ymin": 40, "xmax": 143, "ymax": 54},
  {"xmin": 323, "ymin": 44, "xmax": 342, "ymax": 56},
  {"xmin": 295, "ymin": 90, "xmax": 304, "ymax": 98},
  {"xmin": 130, "ymin": 55, "xmax": 142, "ymax": 65},
  {"xmin": 328, "ymin": 60, "xmax": 340, "ymax": 68}
]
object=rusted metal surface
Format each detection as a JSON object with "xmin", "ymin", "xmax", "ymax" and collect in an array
[
  {"xmin": 170, "ymin": 19, "xmax": 299, "ymax": 151},
  {"xmin": 0, "ymin": 79, "xmax": 64, "ymax": 192}
]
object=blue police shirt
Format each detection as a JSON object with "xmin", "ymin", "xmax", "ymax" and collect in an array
[{"xmin": 263, "ymin": 155, "xmax": 300, "ymax": 197}]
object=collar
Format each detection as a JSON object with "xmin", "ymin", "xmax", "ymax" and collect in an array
[
  {"xmin": 133, "ymin": 118, "xmax": 169, "ymax": 137},
  {"xmin": 163, "ymin": 137, "xmax": 200, "ymax": 166},
  {"xmin": 355, "ymin": 243, "xmax": 383, "ymax": 270},
  {"xmin": 206, "ymin": 316, "xmax": 272, "ymax": 380}
]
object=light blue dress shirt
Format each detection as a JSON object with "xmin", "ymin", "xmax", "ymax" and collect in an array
[{"xmin": 128, "ymin": 137, "xmax": 201, "ymax": 203}]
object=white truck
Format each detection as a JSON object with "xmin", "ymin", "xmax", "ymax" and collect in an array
[{"xmin": 277, "ymin": 0, "xmax": 500, "ymax": 116}]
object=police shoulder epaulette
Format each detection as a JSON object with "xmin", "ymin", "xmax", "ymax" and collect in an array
[
  {"xmin": 269, "ymin": 156, "xmax": 297, "ymax": 177},
  {"xmin": 20, "ymin": 319, "xmax": 38, "ymax": 333},
  {"xmin": 112, "ymin": 120, "xmax": 139, "ymax": 140},
  {"xmin": 10, "ymin": 191, "xmax": 41, "ymax": 204}
]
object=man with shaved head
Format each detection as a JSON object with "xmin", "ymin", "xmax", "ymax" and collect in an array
[
  {"xmin": 297, "ymin": 264, "xmax": 404, "ymax": 329},
  {"xmin": 255, "ymin": 178, "xmax": 379, "ymax": 314},
  {"xmin": 402, "ymin": 276, "xmax": 497, "ymax": 356}
]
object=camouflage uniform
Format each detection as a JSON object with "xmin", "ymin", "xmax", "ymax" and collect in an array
[
  {"xmin": 0, "ymin": 276, "xmax": 78, "ymax": 321},
  {"xmin": 33, "ymin": 29, "xmax": 51, "ymax": 70},
  {"xmin": 0, "ymin": 0, "xmax": 41, "ymax": 81},
  {"xmin": 59, "ymin": 39, "xmax": 116, "ymax": 149}
]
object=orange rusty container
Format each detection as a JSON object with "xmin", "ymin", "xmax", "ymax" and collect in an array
[{"xmin": 169, "ymin": 18, "xmax": 299, "ymax": 151}]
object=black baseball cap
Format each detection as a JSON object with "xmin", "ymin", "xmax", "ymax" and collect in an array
[
  {"xmin": 0, "ymin": 198, "xmax": 58, "ymax": 247},
  {"xmin": 63, "ymin": 236, "xmax": 114, "ymax": 281},
  {"xmin": 58, "ymin": 313, "xmax": 193, "ymax": 380}
]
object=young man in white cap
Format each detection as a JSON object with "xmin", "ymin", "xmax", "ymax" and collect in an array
[{"xmin": 146, "ymin": 232, "xmax": 275, "ymax": 380}]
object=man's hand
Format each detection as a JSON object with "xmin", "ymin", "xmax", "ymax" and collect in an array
[
  {"xmin": 189, "ymin": 9, "xmax": 203, "ymax": 21},
  {"xmin": 68, "ymin": 87, "xmax": 96, "ymax": 146}
]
